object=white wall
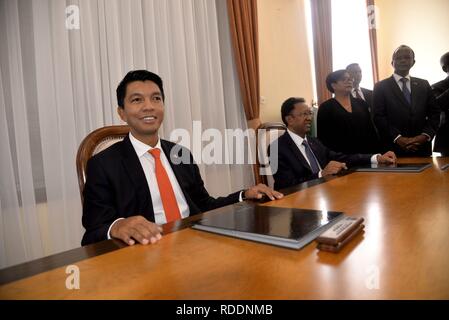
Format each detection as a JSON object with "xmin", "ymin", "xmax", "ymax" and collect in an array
[
  {"xmin": 258, "ymin": 0, "xmax": 315, "ymax": 123},
  {"xmin": 376, "ymin": 0, "xmax": 449, "ymax": 84}
]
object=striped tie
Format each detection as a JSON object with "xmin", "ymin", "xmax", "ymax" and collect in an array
[
  {"xmin": 400, "ymin": 78, "xmax": 411, "ymax": 105},
  {"xmin": 302, "ymin": 140, "xmax": 320, "ymax": 174}
]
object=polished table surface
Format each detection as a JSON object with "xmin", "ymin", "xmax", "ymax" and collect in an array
[{"xmin": 1, "ymin": 157, "xmax": 448, "ymax": 299}]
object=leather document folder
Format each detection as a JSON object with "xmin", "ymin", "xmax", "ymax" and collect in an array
[
  {"xmin": 192, "ymin": 205, "xmax": 344, "ymax": 249},
  {"xmin": 354, "ymin": 163, "xmax": 431, "ymax": 173}
]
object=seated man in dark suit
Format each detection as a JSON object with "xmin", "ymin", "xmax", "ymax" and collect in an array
[
  {"xmin": 271, "ymin": 97, "xmax": 396, "ymax": 190},
  {"xmin": 82, "ymin": 70, "xmax": 283, "ymax": 246},
  {"xmin": 433, "ymin": 52, "xmax": 449, "ymax": 156},
  {"xmin": 346, "ymin": 63, "xmax": 373, "ymax": 111},
  {"xmin": 372, "ymin": 45, "xmax": 440, "ymax": 157}
]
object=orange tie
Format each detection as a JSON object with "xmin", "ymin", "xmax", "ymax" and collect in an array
[{"xmin": 148, "ymin": 148, "xmax": 182, "ymax": 223}]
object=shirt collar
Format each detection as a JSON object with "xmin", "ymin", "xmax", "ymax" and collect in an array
[
  {"xmin": 393, "ymin": 73, "xmax": 411, "ymax": 84},
  {"xmin": 287, "ymin": 128, "xmax": 307, "ymax": 146},
  {"xmin": 128, "ymin": 132, "xmax": 161, "ymax": 157}
]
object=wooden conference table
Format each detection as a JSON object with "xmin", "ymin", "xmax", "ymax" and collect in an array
[{"xmin": 0, "ymin": 157, "xmax": 448, "ymax": 299}]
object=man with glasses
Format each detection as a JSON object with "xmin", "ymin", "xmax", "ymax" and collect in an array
[
  {"xmin": 271, "ymin": 97, "xmax": 396, "ymax": 190},
  {"xmin": 346, "ymin": 63, "xmax": 373, "ymax": 111}
]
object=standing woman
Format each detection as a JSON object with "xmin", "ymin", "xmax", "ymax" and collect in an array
[{"xmin": 317, "ymin": 70, "xmax": 381, "ymax": 154}]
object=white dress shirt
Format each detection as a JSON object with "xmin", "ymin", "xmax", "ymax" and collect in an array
[
  {"xmin": 352, "ymin": 87, "xmax": 366, "ymax": 100},
  {"xmin": 128, "ymin": 133, "xmax": 190, "ymax": 224},
  {"xmin": 107, "ymin": 133, "xmax": 190, "ymax": 238},
  {"xmin": 393, "ymin": 73, "xmax": 411, "ymax": 92},
  {"xmin": 287, "ymin": 129, "xmax": 323, "ymax": 177}
]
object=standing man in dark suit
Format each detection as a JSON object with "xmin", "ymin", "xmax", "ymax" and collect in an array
[
  {"xmin": 346, "ymin": 63, "xmax": 373, "ymax": 111},
  {"xmin": 271, "ymin": 97, "xmax": 396, "ymax": 190},
  {"xmin": 433, "ymin": 52, "xmax": 449, "ymax": 156},
  {"xmin": 82, "ymin": 70, "xmax": 283, "ymax": 246},
  {"xmin": 372, "ymin": 45, "xmax": 440, "ymax": 157}
]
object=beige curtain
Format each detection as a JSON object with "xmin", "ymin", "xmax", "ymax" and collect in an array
[
  {"xmin": 366, "ymin": 0, "xmax": 379, "ymax": 83},
  {"xmin": 311, "ymin": 0, "xmax": 333, "ymax": 105},
  {"xmin": 226, "ymin": 0, "xmax": 262, "ymax": 184},
  {"xmin": 226, "ymin": 0, "xmax": 260, "ymax": 131},
  {"xmin": 0, "ymin": 0, "xmax": 253, "ymax": 268}
]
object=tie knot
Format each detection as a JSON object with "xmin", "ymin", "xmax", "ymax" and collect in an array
[
  {"xmin": 149, "ymin": 148, "xmax": 161, "ymax": 159},
  {"xmin": 302, "ymin": 140, "xmax": 309, "ymax": 147},
  {"xmin": 400, "ymin": 77, "xmax": 408, "ymax": 84}
]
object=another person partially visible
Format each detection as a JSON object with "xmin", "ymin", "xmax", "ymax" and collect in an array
[
  {"xmin": 372, "ymin": 45, "xmax": 440, "ymax": 157},
  {"xmin": 272, "ymin": 97, "xmax": 396, "ymax": 190},
  {"xmin": 317, "ymin": 70, "xmax": 382, "ymax": 154},
  {"xmin": 346, "ymin": 63, "xmax": 373, "ymax": 111},
  {"xmin": 433, "ymin": 52, "xmax": 449, "ymax": 156}
]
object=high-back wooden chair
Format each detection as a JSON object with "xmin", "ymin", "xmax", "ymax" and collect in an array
[
  {"xmin": 255, "ymin": 122, "xmax": 287, "ymax": 188},
  {"xmin": 76, "ymin": 125, "xmax": 130, "ymax": 201}
]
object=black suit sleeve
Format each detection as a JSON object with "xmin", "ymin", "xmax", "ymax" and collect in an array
[
  {"xmin": 186, "ymin": 152, "xmax": 241, "ymax": 212},
  {"xmin": 434, "ymin": 88, "xmax": 449, "ymax": 111},
  {"xmin": 271, "ymin": 135, "xmax": 371, "ymax": 191},
  {"xmin": 273, "ymin": 156, "xmax": 319, "ymax": 190},
  {"xmin": 81, "ymin": 157, "xmax": 118, "ymax": 246},
  {"xmin": 421, "ymin": 80, "xmax": 441, "ymax": 138},
  {"xmin": 312, "ymin": 138, "xmax": 372, "ymax": 167}
]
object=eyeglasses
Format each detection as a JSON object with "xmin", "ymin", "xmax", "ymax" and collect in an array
[
  {"xmin": 290, "ymin": 111, "xmax": 314, "ymax": 118},
  {"xmin": 339, "ymin": 77, "xmax": 353, "ymax": 83}
]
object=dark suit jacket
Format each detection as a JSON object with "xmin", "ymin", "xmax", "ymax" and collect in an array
[
  {"xmin": 81, "ymin": 135, "xmax": 241, "ymax": 245},
  {"xmin": 361, "ymin": 87, "xmax": 373, "ymax": 111},
  {"xmin": 432, "ymin": 77, "xmax": 449, "ymax": 154},
  {"xmin": 271, "ymin": 132, "xmax": 372, "ymax": 190},
  {"xmin": 372, "ymin": 75, "xmax": 440, "ymax": 156}
]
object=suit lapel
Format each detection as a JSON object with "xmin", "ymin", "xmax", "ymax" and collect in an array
[
  {"xmin": 160, "ymin": 140, "xmax": 198, "ymax": 212},
  {"xmin": 307, "ymin": 138, "xmax": 326, "ymax": 168},
  {"xmin": 388, "ymin": 76, "xmax": 411, "ymax": 109},
  {"xmin": 410, "ymin": 77, "xmax": 420, "ymax": 111},
  {"xmin": 361, "ymin": 88, "xmax": 367, "ymax": 100},
  {"xmin": 120, "ymin": 135, "xmax": 154, "ymax": 218},
  {"xmin": 284, "ymin": 132, "xmax": 313, "ymax": 173},
  {"xmin": 361, "ymin": 88, "xmax": 370, "ymax": 99}
]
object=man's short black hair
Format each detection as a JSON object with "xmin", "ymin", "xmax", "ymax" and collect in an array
[
  {"xmin": 346, "ymin": 63, "xmax": 360, "ymax": 70},
  {"xmin": 440, "ymin": 52, "xmax": 449, "ymax": 71},
  {"xmin": 326, "ymin": 69, "xmax": 348, "ymax": 93},
  {"xmin": 392, "ymin": 45, "xmax": 415, "ymax": 60},
  {"xmin": 116, "ymin": 70, "xmax": 165, "ymax": 108},
  {"xmin": 281, "ymin": 97, "xmax": 306, "ymax": 126}
]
